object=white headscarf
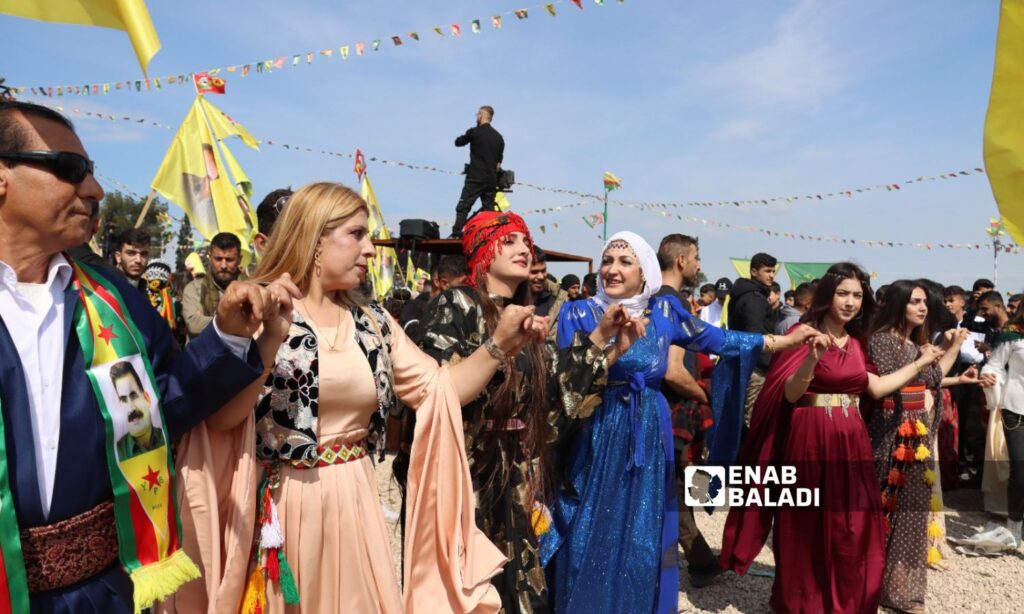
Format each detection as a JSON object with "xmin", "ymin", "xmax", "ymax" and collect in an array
[{"xmin": 593, "ymin": 231, "xmax": 663, "ymax": 318}]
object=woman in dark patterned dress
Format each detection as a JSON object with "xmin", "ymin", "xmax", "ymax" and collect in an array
[
  {"xmin": 419, "ymin": 211, "xmax": 645, "ymax": 613},
  {"xmin": 867, "ymin": 280, "xmax": 967, "ymax": 614}
]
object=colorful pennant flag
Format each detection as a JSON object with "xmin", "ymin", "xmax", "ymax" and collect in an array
[
  {"xmin": 515, "ymin": 9, "xmax": 529, "ymax": 19},
  {"xmin": 545, "ymin": 4, "xmax": 557, "ymax": 16},
  {"xmin": 571, "ymin": 0, "xmax": 584, "ymax": 8},
  {"xmin": 603, "ymin": 171, "xmax": 622, "ymax": 191},
  {"xmin": 492, "ymin": 15, "xmax": 503, "ymax": 28},
  {"xmin": 451, "ymin": 24, "xmax": 461, "ymax": 36},
  {"xmin": 471, "ymin": 20, "xmax": 481, "ymax": 33},
  {"xmin": 409, "ymin": 32, "xmax": 420, "ymax": 41},
  {"xmin": 392, "ymin": 36, "xmax": 403, "ymax": 46}
]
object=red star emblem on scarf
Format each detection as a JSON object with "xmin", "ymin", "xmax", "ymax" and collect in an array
[
  {"xmin": 97, "ymin": 324, "xmax": 117, "ymax": 345},
  {"xmin": 142, "ymin": 465, "xmax": 161, "ymax": 489}
]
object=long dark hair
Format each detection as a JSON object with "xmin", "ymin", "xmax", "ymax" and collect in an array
[
  {"xmin": 470, "ymin": 276, "xmax": 554, "ymax": 511},
  {"xmin": 916, "ymin": 278, "xmax": 956, "ymax": 343},
  {"xmin": 801, "ymin": 262, "xmax": 875, "ymax": 339},
  {"xmin": 869, "ymin": 280, "xmax": 929, "ymax": 345}
]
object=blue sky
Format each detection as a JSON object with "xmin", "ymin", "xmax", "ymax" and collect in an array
[{"xmin": 3, "ymin": 0, "xmax": 1020, "ymax": 291}]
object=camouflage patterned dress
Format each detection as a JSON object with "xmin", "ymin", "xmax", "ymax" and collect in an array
[{"xmin": 420, "ymin": 287, "xmax": 607, "ymax": 614}]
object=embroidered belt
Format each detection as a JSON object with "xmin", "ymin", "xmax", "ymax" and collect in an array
[
  {"xmin": 483, "ymin": 418, "xmax": 527, "ymax": 431},
  {"xmin": 883, "ymin": 382, "xmax": 927, "ymax": 411},
  {"xmin": 288, "ymin": 438, "xmax": 369, "ymax": 469},
  {"xmin": 20, "ymin": 500, "xmax": 118, "ymax": 594},
  {"xmin": 799, "ymin": 393, "xmax": 860, "ymax": 419}
]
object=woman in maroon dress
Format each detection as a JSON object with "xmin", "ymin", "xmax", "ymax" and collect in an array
[{"xmin": 720, "ymin": 263, "xmax": 944, "ymax": 614}]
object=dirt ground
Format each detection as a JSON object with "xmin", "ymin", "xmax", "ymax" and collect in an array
[{"xmin": 374, "ymin": 455, "xmax": 1022, "ymax": 612}]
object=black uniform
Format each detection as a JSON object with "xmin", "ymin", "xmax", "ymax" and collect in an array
[{"xmin": 452, "ymin": 123, "xmax": 504, "ymax": 237}]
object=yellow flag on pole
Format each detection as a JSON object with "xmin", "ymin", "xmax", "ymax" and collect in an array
[
  {"xmin": 0, "ymin": 0, "xmax": 161, "ymax": 75},
  {"xmin": 985, "ymin": 0, "xmax": 1024, "ymax": 246},
  {"xmin": 150, "ymin": 97, "xmax": 258, "ymax": 257},
  {"xmin": 360, "ymin": 173, "xmax": 397, "ymax": 300}
]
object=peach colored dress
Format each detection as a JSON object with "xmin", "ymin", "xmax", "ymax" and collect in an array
[
  {"xmin": 263, "ymin": 313, "xmax": 405, "ymax": 612},
  {"xmin": 163, "ymin": 306, "xmax": 505, "ymax": 614}
]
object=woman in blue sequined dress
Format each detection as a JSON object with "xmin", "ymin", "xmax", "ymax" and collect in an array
[{"xmin": 541, "ymin": 232, "xmax": 814, "ymax": 613}]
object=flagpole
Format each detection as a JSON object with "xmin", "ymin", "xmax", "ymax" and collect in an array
[{"xmin": 134, "ymin": 189, "xmax": 158, "ymax": 228}]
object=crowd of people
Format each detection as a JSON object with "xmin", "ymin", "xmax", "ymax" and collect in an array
[{"xmin": 2, "ymin": 99, "xmax": 1024, "ymax": 614}]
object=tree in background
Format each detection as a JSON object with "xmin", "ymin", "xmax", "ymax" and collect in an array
[
  {"xmin": 97, "ymin": 191, "xmax": 174, "ymax": 260},
  {"xmin": 174, "ymin": 215, "xmax": 194, "ymax": 271}
]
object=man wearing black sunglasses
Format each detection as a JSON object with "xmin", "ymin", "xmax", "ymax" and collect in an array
[{"xmin": 0, "ymin": 100, "xmax": 302, "ymax": 612}]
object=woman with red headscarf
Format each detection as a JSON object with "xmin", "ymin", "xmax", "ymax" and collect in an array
[{"xmin": 419, "ymin": 211, "xmax": 645, "ymax": 613}]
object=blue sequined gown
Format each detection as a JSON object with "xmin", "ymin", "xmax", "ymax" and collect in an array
[{"xmin": 542, "ymin": 294, "xmax": 761, "ymax": 613}]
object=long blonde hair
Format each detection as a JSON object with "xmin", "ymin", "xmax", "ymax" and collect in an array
[{"xmin": 251, "ymin": 181, "xmax": 370, "ymax": 304}]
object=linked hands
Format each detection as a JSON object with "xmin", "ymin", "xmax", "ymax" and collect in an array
[
  {"xmin": 493, "ymin": 305, "xmax": 550, "ymax": 356},
  {"xmin": 215, "ymin": 274, "xmax": 302, "ymax": 340},
  {"xmin": 589, "ymin": 304, "xmax": 649, "ymax": 365}
]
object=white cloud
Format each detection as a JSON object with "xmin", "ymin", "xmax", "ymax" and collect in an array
[{"xmin": 697, "ymin": 0, "xmax": 852, "ymax": 109}]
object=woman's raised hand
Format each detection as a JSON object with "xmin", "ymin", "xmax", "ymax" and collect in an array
[
  {"xmin": 493, "ymin": 305, "xmax": 548, "ymax": 356},
  {"xmin": 918, "ymin": 343, "xmax": 944, "ymax": 366}
]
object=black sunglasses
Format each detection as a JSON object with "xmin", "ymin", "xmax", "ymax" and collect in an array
[{"xmin": 0, "ymin": 150, "xmax": 95, "ymax": 183}]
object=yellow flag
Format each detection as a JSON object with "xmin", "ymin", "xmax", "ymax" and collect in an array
[
  {"xmin": 495, "ymin": 191, "xmax": 512, "ymax": 212},
  {"xmin": 984, "ymin": 0, "xmax": 1024, "ymax": 246},
  {"xmin": 1, "ymin": 0, "xmax": 161, "ymax": 74},
  {"xmin": 729, "ymin": 258, "xmax": 751, "ymax": 280},
  {"xmin": 150, "ymin": 97, "xmax": 257, "ymax": 256},
  {"xmin": 360, "ymin": 174, "xmax": 397, "ymax": 300}
]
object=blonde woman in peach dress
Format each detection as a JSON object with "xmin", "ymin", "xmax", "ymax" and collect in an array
[{"xmin": 162, "ymin": 182, "xmax": 548, "ymax": 613}]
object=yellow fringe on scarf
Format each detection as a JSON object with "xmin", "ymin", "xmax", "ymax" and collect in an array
[
  {"xmin": 130, "ymin": 549, "xmax": 201, "ymax": 614},
  {"xmin": 241, "ymin": 568, "xmax": 267, "ymax": 614},
  {"xmin": 923, "ymin": 469, "xmax": 937, "ymax": 486},
  {"xmin": 930, "ymin": 495, "xmax": 943, "ymax": 513},
  {"xmin": 928, "ymin": 520, "xmax": 944, "ymax": 539},
  {"xmin": 927, "ymin": 545, "xmax": 943, "ymax": 565},
  {"xmin": 915, "ymin": 443, "xmax": 931, "ymax": 461}
]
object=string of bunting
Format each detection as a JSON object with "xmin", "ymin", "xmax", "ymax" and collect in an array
[
  {"xmin": 607, "ymin": 202, "xmax": 1022, "ymax": 253},
  {"xmin": 95, "ymin": 163, "xmax": 1019, "ymax": 253},
  {"xmin": 9, "ymin": 0, "xmax": 622, "ymax": 98},
  {"xmin": 37, "ymin": 99, "xmax": 992, "ymax": 212}
]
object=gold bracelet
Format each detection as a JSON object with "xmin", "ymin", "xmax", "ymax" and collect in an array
[{"xmin": 765, "ymin": 334, "xmax": 776, "ymax": 353}]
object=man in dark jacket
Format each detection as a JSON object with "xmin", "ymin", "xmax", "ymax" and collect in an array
[
  {"xmin": 728, "ymin": 252, "xmax": 778, "ymax": 424},
  {"xmin": 451, "ymin": 105, "xmax": 504, "ymax": 238}
]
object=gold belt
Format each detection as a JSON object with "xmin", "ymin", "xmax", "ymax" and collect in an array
[
  {"xmin": 799, "ymin": 393, "xmax": 859, "ymax": 418},
  {"xmin": 287, "ymin": 438, "xmax": 369, "ymax": 469}
]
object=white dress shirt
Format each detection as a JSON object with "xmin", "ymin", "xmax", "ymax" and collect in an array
[
  {"xmin": 0, "ymin": 254, "xmax": 250, "ymax": 519},
  {"xmin": 983, "ymin": 338, "xmax": 1024, "ymax": 416}
]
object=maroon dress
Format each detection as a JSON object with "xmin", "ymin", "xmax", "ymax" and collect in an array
[{"xmin": 720, "ymin": 338, "xmax": 886, "ymax": 614}]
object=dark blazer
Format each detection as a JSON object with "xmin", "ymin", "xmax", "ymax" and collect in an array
[{"xmin": 0, "ymin": 259, "xmax": 264, "ymax": 613}]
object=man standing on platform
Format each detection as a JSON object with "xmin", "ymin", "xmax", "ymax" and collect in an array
[
  {"xmin": 451, "ymin": 105, "xmax": 504, "ymax": 238},
  {"xmin": 0, "ymin": 101, "xmax": 298, "ymax": 613}
]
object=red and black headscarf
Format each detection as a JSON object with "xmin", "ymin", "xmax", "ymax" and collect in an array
[{"xmin": 461, "ymin": 210, "xmax": 534, "ymax": 288}]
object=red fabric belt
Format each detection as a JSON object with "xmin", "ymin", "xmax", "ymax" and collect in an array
[{"xmin": 21, "ymin": 500, "xmax": 118, "ymax": 593}]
